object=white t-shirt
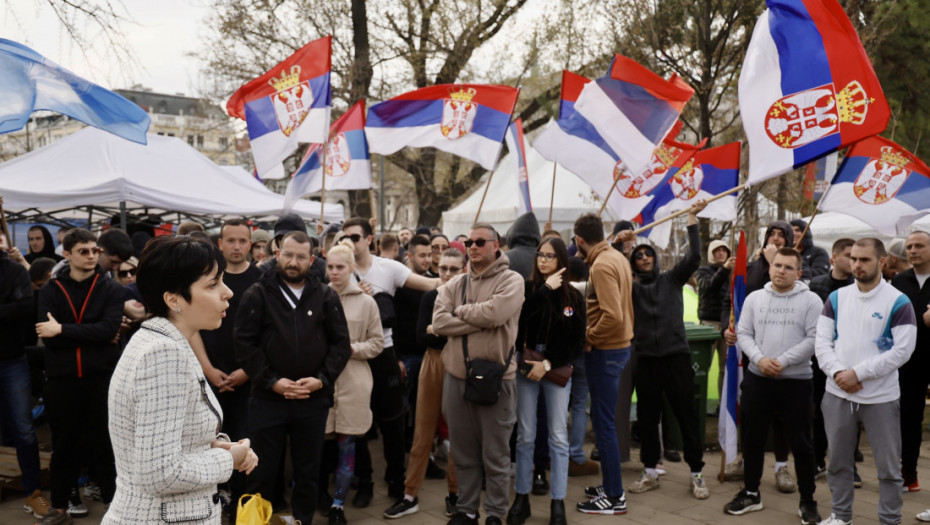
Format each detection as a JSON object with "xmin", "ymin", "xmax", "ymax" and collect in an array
[
  {"xmin": 916, "ymin": 273, "xmax": 930, "ymax": 289},
  {"xmin": 280, "ymin": 284, "xmax": 305, "ymax": 309},
  {"xmin": 353, "ymin": 255, "xmax": 412, "ymax": 348}
]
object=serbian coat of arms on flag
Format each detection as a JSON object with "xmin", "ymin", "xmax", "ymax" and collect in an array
[
  {"xmin": 269, "ymin": 66, "xmax": 315, "ymax": 137},
  {"xmin": 441, "ymin": 87, "xmax": 478, "ymax": 140}
]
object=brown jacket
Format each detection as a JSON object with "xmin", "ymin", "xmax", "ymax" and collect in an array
[
  {"xmin": 326, "ymin": 282, "xmax": 384, "ymax": 436},
  {"xmin": 434, "ymin": 251, "xmax": 525, "ymax": 380},
  {"xmin": 584, "ymin": 240, "xmax": 634, "ymax": 349}
]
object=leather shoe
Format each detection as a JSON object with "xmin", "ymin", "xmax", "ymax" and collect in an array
[
  {"xmin": 506, "ymin": 493, "xmax": 530, "ymax": 525},
  {"xmin": 549, "ymin": 499, "xmax": 566, "ymax": 525}
]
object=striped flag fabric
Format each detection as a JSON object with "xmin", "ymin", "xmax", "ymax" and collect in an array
[
  {"xmin": 505, "ymin": 118, "xmax": 532, "ymax": 213},
  {"xmin": 719, "ymin": 231, "xmax": 747, "ymax": 466}
]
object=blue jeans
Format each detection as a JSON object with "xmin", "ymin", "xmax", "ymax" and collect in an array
[
  {"xmin": 0, "ymin": 356, "xmax": 40, "ymax": 493},
  {"xmin": 515, "ymin": 371, "xmax": 572, "ymax": 499},
  {"xmin": 585, "ymin": 347, "xmax": 631, "ymax": 498},
  {"xmin": 568, "ymin": 355, "xmax": 589, "ymax": 464}
]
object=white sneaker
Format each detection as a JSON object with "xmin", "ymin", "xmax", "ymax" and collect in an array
[
  {"xmin": 690, "ymin": 474, "xmax": 709, "ymax": 499},
  {"xmin": 917, "ymin": 509, "xmax": 930, "ymax": 522},
  {"xmin": 628, "ymin": 471, "xmax": 659, "ymax": 493},
  {"xmin": 818, "ymin": 513, "xmax": 851, "ymax": 525},
  {"xmin": 776, "ymin": 465, "xmax": 797, "ymax": 493}
]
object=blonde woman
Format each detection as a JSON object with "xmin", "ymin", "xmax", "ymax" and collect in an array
[{"xmin": 323, "ymin": 239, "xmax": 384, "ymax": 525}]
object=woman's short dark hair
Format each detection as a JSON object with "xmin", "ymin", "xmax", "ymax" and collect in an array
[{"xmin": 137, "ymin": 235, "xmax": 226, "ymax": 318}]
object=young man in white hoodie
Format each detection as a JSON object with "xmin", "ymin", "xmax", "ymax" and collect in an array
[
  {"xmin": 725, "ymin": 248, "xmax": 824, "ymax": 524},
  {"xmin": 815, "ymin": 238, "xmax": 917, "ymax": 525}
]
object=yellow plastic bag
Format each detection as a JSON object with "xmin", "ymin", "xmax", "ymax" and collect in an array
[{"xmin": 236, "ymin": 493, "xmax": 272, "ymax": 525}]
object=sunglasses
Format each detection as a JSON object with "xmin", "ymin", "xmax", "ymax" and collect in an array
[
  {"xmin": 634, "ymin": 251, "xmax": 651, "ymax": 260},
  {"xmin": 73, "ymin": 247, "xmax": 104, "ymax": 257},
  {"xmin": 438, "ymin": 265, "xmax": 462, "ymax": 273},
  {"xmin": 117, "ymin": 268, "xmax": 137, "ymax": 278},
  {"xmin": 463, "ymin": 238, "xmax": 492, "ymax": 248},
  {"xmin": 535, "ymin": 252, "xmax": 558, "ymax": 261},
  {"xmin": 431, "ymin": 244, "xmax": 450, "ymax": 253},
  {"xmin": 341, "ymin": 233, "xmax": 363, "ymax": 243}
]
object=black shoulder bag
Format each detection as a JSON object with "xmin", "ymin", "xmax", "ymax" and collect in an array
[
  {"xmin": 460, "ymin": 275, "xmax": 515, "ymax": 405},
  {"xmin": 355, "ymin": 272, "xmax": 396, "ymax": 328}
]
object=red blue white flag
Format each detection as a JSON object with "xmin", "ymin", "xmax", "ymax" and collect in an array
[
  {"xmin": 284, "ymin": 100, "xmax": 370, "ymax": 212},
  {"xmin": 573, "ymin": 54, "xmax": 695, "ymax": 180},
  {"xmin": 534, "ymin": 70, "xmax": 702, "ymax": 220},
  {"xmin": 719, "ymin": 230, "xmax": 746, "ymax": 466},
  {"xmin": 818, "ymin": 136, "xmax": 930, "ymax": 235},
  {"xmin": 227, "ymin": 36, "xmax": 332, "ymax": 177},
  {"xmin": 739, "ymin": 0, "xmax": 890, "ymax": 185},
  {"xmin": 640, "ymin": 142, "xmax": 742, "ymax": 249},
  {"xmin": 505, "ymin": 118, "xmax": 532, "ymax": 213},
  {"xmin": 365, "ymin": 84, "xmax": 519, "ymax": 170},
  {"xmin": 803, "ymin": 152, "xmax": 838, "ymax": 202}
]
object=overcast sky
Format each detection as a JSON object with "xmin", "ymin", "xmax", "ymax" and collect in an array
[{"xmin": 2, "ymin": 0, "xmax": 209, "ymax": 96}]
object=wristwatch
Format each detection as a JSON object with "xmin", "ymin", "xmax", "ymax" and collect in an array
[{"xmin": 542, "ymin": 360, "xmax": 552, "ymax": 372}]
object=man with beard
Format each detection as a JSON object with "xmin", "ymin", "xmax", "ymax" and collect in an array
[{"xmin": 235, "ymin": 230, "xmax": 352, "ymax": 525}]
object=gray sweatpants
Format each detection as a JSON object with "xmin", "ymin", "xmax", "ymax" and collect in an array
[
  {"xmin": 822, "ymin": 392, "xmax": 903, "ymax": 525},
  {"xmin": 443, "ymin": 374, "xmax": 517, "ymax": 519}
]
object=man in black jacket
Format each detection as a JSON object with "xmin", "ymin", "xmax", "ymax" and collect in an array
[
  {"xmin": 36, "ymin": 228, "xmax": 124, "ymax": 524},
  {"xmin": 891, "ymin": 230, "xmax": 930, "ymax": 492},
  {"xmin": 791, "ymin": 220, "xmax": 830, "ymax": 279},
  {"xmin": 235, "ymin": 230, "xmax": 351, "ymax": 525},
  {"xmin": 622, "ymin": 201, "xmax": 709, "ymax": 500}
]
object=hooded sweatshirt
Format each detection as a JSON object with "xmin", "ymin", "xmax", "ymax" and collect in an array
[
  {"xmin": 695, "ymin": 239, "xmax": 730, "ymax": 322},
  {"xmin": 737, "ymin": 280, "xmax": 824, "ymax": 380},
  {"xmin": 629, "ymin": 224, "xmax": 701, "ymax": 358},
  {"xmin": 433, "ymin": 251, "xmax": 525, "ymax": 380},
  {"xmin": 790, "ymin": 219, "xmax": 830, "ymax": 278},
  {"xmin": 505, "ymin": 212, "xmax": 542, "ymax": 279},
  {"xmin": 25, "ymin": 225, "xmax": 63, "ymax": 264}
]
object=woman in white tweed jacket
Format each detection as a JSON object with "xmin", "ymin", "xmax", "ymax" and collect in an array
[{"xmin": 103, "ymin": 235, "xmax": 257, "ymax": 524}]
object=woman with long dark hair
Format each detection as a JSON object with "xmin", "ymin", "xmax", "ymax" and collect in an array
[{"xmin": 507, "ymin": 237, "xmax": 586, "ymax": 525}]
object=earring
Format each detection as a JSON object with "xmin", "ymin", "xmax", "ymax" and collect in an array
[{"xmin": 176, "ymin": 307, "xmax": 181, "ymax": 313}]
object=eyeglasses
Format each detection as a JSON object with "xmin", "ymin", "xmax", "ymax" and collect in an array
[
  {"xmin": 535, "ymin": 252, "xmax": 558, "ymax": 261},
  {"xmin": 74, "ymin": 247, "xmax": 104, "ymax": 257},
  {"xmin": 438, "ymin": 265, "xmax": 462, "ymax": 273},
  {"xmin": 117, "ymin": 268, "xmax": 137, "ymax": 278},
  {"xmin": 463, "ymin": 238, "xmax": 492, "ymax": 248},
  {"xmin": 431, "ymin": 244, "xmax": 450, "ymax": 253}
]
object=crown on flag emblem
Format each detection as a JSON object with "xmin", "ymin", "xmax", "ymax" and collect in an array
[
  {"xmin": 653, "ymin": 143, "xmax": 679, "ymax": 168},
  {"xmin": 671, "ymin": 160, "xmax": 703, "ymax": 201},
  {"xmin": 441, "ymin": 86, "xmax": 478, "ymax": 140},
  {"xmin": 879, "ymin": 145, "xmax": 910, "ymax": 168},
  {"xmin": 836, "ymin": 81, "xmax": 872, "ymax": 125},
  {"xmin": 268, "ymin": 66, "xmax": 303, "ymax": 92}
]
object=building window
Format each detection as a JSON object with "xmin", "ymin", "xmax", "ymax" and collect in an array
[
  {"xmin": 219, "ymin": 137, "xmax": 228, "ymax": 149},
  {"xmin": 38, "ymin": 136, "xmax": 46, "ymax": 147},
  {"xmin": 157, "ymin": 132, "xmax": 165, "ymax": 136},
  {"xmin": 196, "ymin": 135, "xmax": 204, "ymax": 148},
  {"xmin": 188, "ymin": 135, "xmax": 194, "ymax": 146}
]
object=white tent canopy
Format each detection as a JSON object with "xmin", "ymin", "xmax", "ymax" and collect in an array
[
  {"xmin": 0, "ymin": 127, "xmax": 343, "ymax": 222},
  {"xmin": 802, "ymin": 211, "xmax": 930, "ymax": 250},
  {"xmin": 441, "ymin": 143, "xmax": 617, "ymax": 236}
]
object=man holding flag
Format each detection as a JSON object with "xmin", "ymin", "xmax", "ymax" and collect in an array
[{"xmin": 725, "ymin": 247, "xmax": 824, "ymax": 524}]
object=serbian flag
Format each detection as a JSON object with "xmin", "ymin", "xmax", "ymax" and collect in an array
[
  {"xmin": 574, "ymin": 54, "xmax": 695, "ymax": 179},
  {"xmin": 803, "ymin": 152, "xmax": 838, "ymax": 202},
  {"xmin": 365, "ymin": 84, "xmax": 519, "ymax": 170},
  {"xmin": 534, "ymin": 71, "xmax": 702, "ymax": 219},
  {"xmin": 639, "ymin": 142, "xmax": 741, "ymax": 249},
  {"xmin": 0, "ymin": 39, "xmax": 150, "ymax": 144},
  {"xmin": 818, "ymin": 136, "xmax": 930, "ymax": 235},
  {"xmin": 739, "ymin": 0, "xmax": 890, "ymax": 185},
  {"xmin": 505, "ymin": 118, "xmax": 532, "ymax": 213},
  {"xmin": 719, "ymin": 230, "xmax": 747, "ymax": 467},
  {"xmin": 283, "ymin": 101, "xmax": 371, "ymax": 212},
  {"xmin": 227, "ymin": 36, "xmax": 332, "ymax": 177}
]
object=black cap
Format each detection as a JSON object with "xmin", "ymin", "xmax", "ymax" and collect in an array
[
  {"xmin": 274, "ymin": 213, "xmax": 306, "ymax": 237},
  {"xmin": 613, "ymin": 220, "xmax": 635, "ymax": 235}
]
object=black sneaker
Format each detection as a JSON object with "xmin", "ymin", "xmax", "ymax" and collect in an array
[
  {"xmin": 318, "ymin": 491, "xmax": 334, "ymax": 516},
  {"xmin": 384, "ymin": 498, "xmax": 420, "ymax": 519},
  {"xmin": 723, "ymin": 489, "xmax": 763, "ymax": 515},
  {"xmin": 799, "ymin": 501, "xmax": 821, "ymax": 525},
  {"xmin": 445, "ymin": 493, "xmax": 459, "ymax": 517},
  {"xmin": 576, "ymin": 494, "xmax": 627, "ymax": 515},
  {"xmin": 532, "ymin": 470, "xmax": 549, "ymax": 496},
  {"xmin": 853, "ymin": 469, "xmax": 862, "ymax": 488},
  {"xmin": 814, "ymin": 465, "xmax": 827, "ymax": 479},
  {"xmin": 448, "ymin": 512, "xmax": 479, "ymax": 525},
  {"xmin": 590, "ymin": 447, "xmax": 600, "ymax": 461},
  {"xmin": 352, "ymin": 481, "xmax": 373, "ymax": 508},
  {"xmin": 427, "ymin": 459, "xmax": 447, "ymax": 480},
  {"xmin": 583, "ymin": 485, "xmax": 605, "ymax": 499},
  {"xmin": 329, "ymin": 506, "xmax": 347, "ymax": 525}
]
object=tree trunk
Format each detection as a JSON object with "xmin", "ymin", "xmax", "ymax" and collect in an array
[{"xmin": 347, "ymin": 0, "xmax": 374, "ymax": 219}]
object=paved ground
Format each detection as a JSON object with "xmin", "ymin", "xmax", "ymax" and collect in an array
[{"xmin": 3, "ymin": 432, "xmax": 930, "ymax": 525}]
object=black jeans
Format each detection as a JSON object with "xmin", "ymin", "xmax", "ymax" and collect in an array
[
  {"xmin": 634, "ymin": 354, "xmax": 704, "ymax": 473},
  {"xmin": 899, "ymin": 362, "xmax": 929, "ymax": 479},
  {"xmin": 740, "ymin": 372, "xmax": 816, "ymax": 500},
  {"xmin": 355, "ymin": 347, "xmax": 406, "ymax": 484},
  {"xmin": 246, "ymin": 395, "xmax": 329, "ymax": 524},
  {"xmin": 45, "ymin": 377, "xmax": 116, "ymax": 508}
]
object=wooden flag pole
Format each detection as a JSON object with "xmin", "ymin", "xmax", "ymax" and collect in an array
[
  {"xmin": 548, "ymin": 163, "xmax": 557, "ymax": 224},
  {"xmin": 632, "ymin": 184, "xmax": 745, "ymax": 235},
  {"xmin": 319, "ymin": 148, "xmax": 328, "ymax": 222},
  {"xmin": 474, "ymin": 170, "xmax": 496, "ymax": 223},
  {"xmin": 0, "ymin": 195, "xmax": 9, "ymax": 243},
  {"xmin": 596, "ymin": 171, "xmax": 623, "ymax": 217},
  {"xmin": 718, "ymin": 224, "xmax": 738, "ymax": 484}
]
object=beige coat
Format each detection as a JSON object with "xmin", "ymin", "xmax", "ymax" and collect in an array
[{"xmin": 326, "ymin": 282, "xmax": 384, "ymax": 435}]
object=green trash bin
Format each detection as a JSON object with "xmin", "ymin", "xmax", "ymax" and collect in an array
[{"xmin": 662, "ymin": 322, "xmax": 721, "ymax": 452}]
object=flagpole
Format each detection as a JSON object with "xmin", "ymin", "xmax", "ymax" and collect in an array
[
  {"xmin": 718, "ymin": 224, "xmax": 737, "ymax": 484},
  {"xmin": 0, "ymin": 195, "xmax": 9, "ymax": 244},
  {"xmin": 474, "ymin": 170, "xmax": 496, "ymax": 223},
  {"xmin": 793, "ymin": 180, "xmax": 835, "ymax": 250},
  {"xmin": 596, "ymin": 171, "xmax": 623, "ymax": 218},
  {"xmin": 548, "ymin": 163, "xmax": 557, "ymax": 225},
  {"xmin": 632, "ymin": 184, "xmax": 745, "ymax": 235},
  {"xmin": 319, "ymin": 147, "xmax": 328, "ymax": 222}
]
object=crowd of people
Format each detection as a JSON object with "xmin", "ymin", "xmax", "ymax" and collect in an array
[{"xmin": 0, "ymin": 207, "xmax": 928, "ymax": 525}]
